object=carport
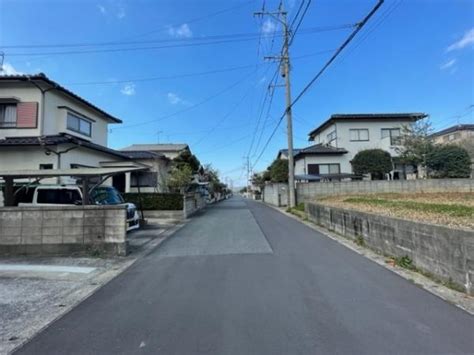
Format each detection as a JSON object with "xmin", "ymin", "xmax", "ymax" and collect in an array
[{"xmin": 0, "ymin": 166, "xmax": 148, "ymax": 206}]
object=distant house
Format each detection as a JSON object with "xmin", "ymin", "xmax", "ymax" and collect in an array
[
  {"xmin": 431, "ymin": 124, "xmax": 474, "ymax": 176},
  {"xmin": 430, "ymin": 124, "xmax": 474, "ymax": 145},
  {"xmin": 119, "ymin": 144, "xmax": 194, "ymax": 192},
  {"xmin": 279, "ymin": 113, "xmax": 427, "ymax": 180},
  {"xmin": 120, "ymin": 144, "xmax": 189, "ymax": 160}
]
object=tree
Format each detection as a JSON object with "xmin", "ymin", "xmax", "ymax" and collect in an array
[
  {"xmin": 426, "ymin": 144, "xmax": 471, "ymax": 178},
  {"xmin": 352, "ymin": 149, "xmax": 393, "ymax": 180},
  {"xmin": 173, "ymin": 149, "xmax": 201, "ymax": 173},
  {"xmin": 268, "ymin": 158, "xmax": 289, "ymax": 183},
  {"xmin": 458, "ymin": 138, "xmax": 474, "ymax": 159},
  {"xmin": 167, "ymin": 163, "xmax": 193, "ymax": 193},
  {"xmin": 251, "ymin": 171, "xmax": 270, "ymax": 190},
  {"xmin": 396, "ymin": 119, "xmax": 435, "ymax": 174}
]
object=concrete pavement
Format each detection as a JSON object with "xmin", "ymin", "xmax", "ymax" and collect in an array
[{"xmin": 15, "ymin": 197, "xmax": 474, "ymax": 354}]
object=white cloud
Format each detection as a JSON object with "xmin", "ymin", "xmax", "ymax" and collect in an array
[
  {"xmin": 97, "ymin": 4, "xmax": 106, "ymax": 14},
  {"xmin": 167, "ymin": 24, "xmax": 193, "ymax": 38},
  {"xmin": 447, "ymin": 28, "xmax": 474, "ymax": 52},
  {"xmin": 262, "ymin": 19, "xmax": 277, "ymax": 34},
  {"xmin": 117, "ymin": 5, "xmax": 126, "ymax": 19},
  {"xmin": 121, "ymin": 83, "xmax": 135, "ymax": 96},
  {"xmin": 167, "ymin": 92, "xmax": 184, "ymax": 105},
  {"xmin": 440, "ymin": 58, "xmax": 456, "ymax": 70},
  {"xmin": 0, "ymin": 62, "xmax": 23, "ymax": 75}
]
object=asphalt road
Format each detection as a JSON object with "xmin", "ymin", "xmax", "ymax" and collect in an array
[{"xmin": 16, "ymin": 197, "xmax": 474, "ymax": 355}]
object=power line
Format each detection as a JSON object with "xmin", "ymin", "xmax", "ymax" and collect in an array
[
  {"xmin": 246, "ymin": 65, "xmax": 277, "ymax": 158},
  {"xmin": 251, "ymin": 0, "xmax": 384, "ymax": 169},
  {"xmin": 289, "ymin": 0, "xmax": 384, "ymax": 110},
  {"xmin": 65, "ymin": 63, "xmax": 264, "ymax": 86},
  {"xmin": 125, "ymin": 1, "xmax": 256, "ymax": 41},
  {"xmin": 5, "ymin": 25, "xmax": 356, "ymax": 57},
  {"xmin": 288, "ymin": 0, "xmax": 312, "ymax": 46},
  {"xmin": 113, "ymin": 69, "xmax": 256, "ymax": 130},
  {"xmin": 57, "ymin": 48, "xmax": 332, "ymax": 87},
  {"xmin": 192, "ymin": 86, "xmax": 254, "ymax": 147}
]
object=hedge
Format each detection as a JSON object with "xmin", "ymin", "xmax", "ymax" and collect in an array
[{"xmin": 123, "ymin": 193, "xmax": 183, "ymax": 210}]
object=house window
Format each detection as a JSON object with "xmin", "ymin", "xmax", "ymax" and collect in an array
[
  {"xmin": 326, "ymin": 130, "xmax": 336, "ymax": 143},
  {"xmin": 0, "ymin": 104, "xmax": 17, "ymax": 128},
  {"xmin": 39, "ymin": 164, "xmax": 53, "ymax": 170},
  {"xmin": 131, "ymin": 172, "xmax": 158, "ymax": 187},
  {"xmin": 381, "ymin": 128, "xmax": 401, "ymax": 145},
  {"xmin": 307, "ymin": 163, "xmax": 340, "ymax": 175},
  {"xmin": 67, "ymin": 112, "xmax": 92, "ymax": 137},
  {"xmin": 350, "ymin": 129, "xmax": 369, "ymax": 141}
]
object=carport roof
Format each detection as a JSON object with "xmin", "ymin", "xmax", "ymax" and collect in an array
[{"xmin": 0, "ymin": 166, "xmax": 147, "ymax": 179}]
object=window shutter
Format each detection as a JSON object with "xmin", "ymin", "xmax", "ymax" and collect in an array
[{"xmin": 16, "ymin": 102, "xmax": 38, "ymax": 128}]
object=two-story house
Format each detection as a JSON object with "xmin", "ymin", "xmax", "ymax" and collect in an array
[
  {"xmin": 0, "ymin": 74, "xmax": 172, "ymax": 191},
  {"xmin": 0, "ymin": 74, "xmax": 130, "ymax": 173},
  {"xmin": 279, "ymin": 113, "xmax": 427, "ymax": 180}
]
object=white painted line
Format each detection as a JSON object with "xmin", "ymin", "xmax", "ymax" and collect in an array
[{"xmin": 0, "ymin": 264, "xmax": 96, "ymax": 274}]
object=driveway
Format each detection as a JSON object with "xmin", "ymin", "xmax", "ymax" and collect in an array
[{"xmin": 15, "ymin": 197, "xmax": 474, "ymax": 354}]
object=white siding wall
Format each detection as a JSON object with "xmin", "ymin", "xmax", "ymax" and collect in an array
[
  {"xmin": 295, "ymin": 155, "xmax": 350, "ymax": 175},
  {"xmin": 43, "ymin": 91, "xmax": 110, "ymax": 146},
  {"xmin": 305, "ymin": 120, "xmax": 413, "ymax": 174}
]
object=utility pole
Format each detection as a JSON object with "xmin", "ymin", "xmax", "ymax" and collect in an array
[
  {"xmin": 246, "ymin": 155, "xmax": 251, "ymax": 197},
  {"xmin": 255, "ymin": 3, "xmax": 296, "ymax": 207}
]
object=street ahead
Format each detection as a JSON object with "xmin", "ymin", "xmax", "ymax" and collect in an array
[{"xmin": 16, "ymin": 197, "xmax": 474, "ymax": 355}]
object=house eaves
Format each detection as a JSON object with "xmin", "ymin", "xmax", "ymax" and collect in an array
[
  {"xmin": 308, "ymin": 113, "xmax": 428, "ymax": 140},
  {"xmin": 0, "ymin": 74, "xmax": 122, "ymax": 124}
]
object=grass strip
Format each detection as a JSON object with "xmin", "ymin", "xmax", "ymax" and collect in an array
[{"xmin": 343, "ymin": 197, "xmax": 474, "ymax": 218}]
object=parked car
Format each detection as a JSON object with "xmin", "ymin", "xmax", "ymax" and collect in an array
[{"xmin": 18, "ymin": 185, "xmax": 140, "ymax": 231}]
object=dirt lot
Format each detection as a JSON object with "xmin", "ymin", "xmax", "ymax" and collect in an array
[{"xmin": 318, "ymin": 192, "xmax": 474, "ymax": 230}]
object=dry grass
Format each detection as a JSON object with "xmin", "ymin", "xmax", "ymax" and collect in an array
[{"xmin": 318, "ymin": 192, "xmax": 474, "ymax": 230}]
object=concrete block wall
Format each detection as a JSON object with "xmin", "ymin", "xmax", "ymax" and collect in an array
[
  {"xmin": 306, "ymin": 203, "xmax": 474, "ymax": 295},
  {"xmin": 0, "ymin": 205, "xmax": 127, "ymax": 256},
  {"xmin": 297, "ymin": 178, "xmax": 474, "ymax": 201},
  {"xmin": 263, "ymin": 183, "xmax": 289, "ymax": 207},
  {"xmin": 184, "ymin": 193, "xmax": 206, "ymax": 218}
]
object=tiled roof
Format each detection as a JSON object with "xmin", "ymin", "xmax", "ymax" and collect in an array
[
  {"xmin": 308, "ymin": 112, "xmax": 427, "ymax": 139},
  {"xmin": 295, "ymin": 144, "xmax": 347, "ymax": 157},
  {"xmin": 431, "ymin": 124, "xmax": 474, "ymax": 137},
  {"xmin": 121, "ymin": 150, "xmax": 166, "ymax": 159},
  {"xmin": 278, "ymin": 148, "xmax": 302, "ymax": 157},
  {"xmin": 121, "ymin": 144, "xmax": 189, "ymax": 152},
  {"xmin": 0, "ymin": 74, "xmax": 122, "ymax": 123},
  {"xmin": 278, "ymin": 144, "xmax": 347, "ymax": 159},
  {"xmin": 0, "ymin": 134, "xmax": 130, "ymax": 159}
]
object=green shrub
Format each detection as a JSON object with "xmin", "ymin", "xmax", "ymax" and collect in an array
[
  {"xmin": 123, "ymin": 193, "xmax": 183, "ymax": 210},
  {"xmin": 427, "ymin": 144, "xmax": 471, "ymax": 178},
  {"xmin": 351, "ymin": 149, "xmax": 392, "ymax": 179},
  {"xmin": 268, "ymin": 158, "xmax": 289, "ymax": 183}
]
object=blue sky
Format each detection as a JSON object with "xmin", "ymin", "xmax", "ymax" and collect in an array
[{"xmin": 1, "ymin": 0, "xmax": 473, "ymax": 186}]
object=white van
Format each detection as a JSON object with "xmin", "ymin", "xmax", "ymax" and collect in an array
[{"xmin": 19, "ymin": 185, "xmax": 140, "ymax": 231}]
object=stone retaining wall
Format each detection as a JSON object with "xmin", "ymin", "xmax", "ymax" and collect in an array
[
  {"xmin": 0, "ymin": 205, "xmax": 127, "ymax": 256},
  {"xmin": 306, "ymin": 202, "xmax": 474, "ymax": 295},
  {"xmin": 297, "ymin": 178, "xmax": 474, "ymax": 202}
]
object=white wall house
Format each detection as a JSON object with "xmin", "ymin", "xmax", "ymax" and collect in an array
[
  {"xmin": 279, "ymin": 113, "xmax": 427, "ymax": 180},
  {"xmin": 0, "ymin": 74, "xmax": 170, "ymax": 192}
]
